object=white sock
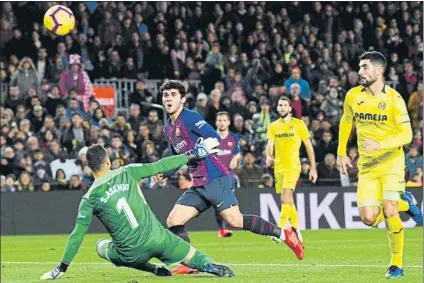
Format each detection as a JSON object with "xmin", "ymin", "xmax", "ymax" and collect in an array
[{"xmin": 279, "ymin": 229, "xmax": 286, "ymax": 241}]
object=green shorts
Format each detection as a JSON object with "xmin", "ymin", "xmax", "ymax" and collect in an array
[{"xmin": 96, "ymin": 230, "xmax": 190, "ymax": 267}]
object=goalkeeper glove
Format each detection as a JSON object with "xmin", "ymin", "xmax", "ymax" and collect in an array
[
  {"xmin": 185, "ymin": 137, "xmax": 220, "ymax": 163},
  {"xmin": 40, "ymin": 262, "xmax": 68, "ymax": 280}
]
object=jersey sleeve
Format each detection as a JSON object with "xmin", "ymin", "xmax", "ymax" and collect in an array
[
  {"xmin": 232, "ymin": 134, "xmax": 240, "ymax": 155},
  {"xmin": 393, "ymin": 92, "xmax": 410, "ymax": 124},
  {"xmin": 76, "ymin": 197, "xmax": 94, "ymax": 226},
  {"xmin": 299, "ymin": 121, "xmax": 310, "ymax": 142},
  {"xmin": 124, "ymin": 155, "xmax": 189, "ymax": 182},
  {"xmin": 186, "ymin": 111, "xmax": 221, "ymax": 140},
  {"xmin": 267, "ymin": 123, "xmax": 275, "ymax": 141},
  {"xmin": 343, "ymin": 90, "xmax": 354, "ymax": 122}
]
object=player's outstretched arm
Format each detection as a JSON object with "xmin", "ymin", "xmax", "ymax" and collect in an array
[
  {"xmin": 40, "ymin": 223, "xmax": 89, "ymax": 280},
  {"xmin": 127, "ymin": 138, "xmax": 220, "ymax": 182},
  {"xmin": 41, "ymin": 198, "xmax": 93, "ymax": 280}
]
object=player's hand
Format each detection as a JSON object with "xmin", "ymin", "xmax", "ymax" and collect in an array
[
  {"xmin": 153, "ymin": 264, "xmax": 172, "ymax": 276},
  {"xmin": 151, "ymin": 174, "xmax": 164, "ymax": 183},
  {"xmin": 309, "ymin": 167, "xmax": 318, "ymax": 183},
  {"xmin": 337, "ymin": 155, "xmax": 353, "ymax": 175},
  {"xmin": 40, "ymin": 262, "xmax": 68, "ymax": 280},
  {"xmin": 229, "ymin": 158, "xmax": 238, "ymax": 170},
  {"xmin": 362, "ymin": 138, "xmax": 381, "ymax": 151},
  {"xmin": 265, "ymin": 157, "xmax": 274, "ymax": 167},
  {"xmin": 194, "ymin": 137, "xmax": 220, "ymax": 159}
]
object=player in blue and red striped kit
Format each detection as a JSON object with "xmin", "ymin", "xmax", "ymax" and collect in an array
[
  {"xmin": 214, "ymin": 111, "xmax": 242, "ymax": 238},
  {"xmin": 159, "ymin": 81, "xmax": 304, "ymax": 275}
]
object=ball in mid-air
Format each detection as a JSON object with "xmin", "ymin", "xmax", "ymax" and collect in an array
[{"xmin": 43, "ymin": 5, "xmax": 75, "ymax": 36}]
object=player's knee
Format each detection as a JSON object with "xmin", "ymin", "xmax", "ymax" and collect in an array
[
  {"xmin": 281, "ymin": 189, "xmax": 294, "ymax": 204},
  {"xmin": 360, "ymin": 214, "xmax": 378, "ymax": 226},
  {"xmin": 166, "ymin": 214, "xmax": 183, "ymax": 227},
  {"xmin": 222, "ymin": 211, "xmax": 243, "ymax": 228},
  {"xmin": 96, "ymin": 239, "xmax": 110, "ymax": 260},
  {"xmin": 382, "ymin": 200, "xmax": 398, "ymax": 218}
]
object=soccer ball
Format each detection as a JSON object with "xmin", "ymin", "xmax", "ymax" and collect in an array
[{"xmin": 43, "ymin": 5, "xmax": 75, "ymax": 36}]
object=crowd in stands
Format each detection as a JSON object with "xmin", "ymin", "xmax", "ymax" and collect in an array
[{"xmin": 1, "ymin": 2, "xmax": 423, "ymax": 192}]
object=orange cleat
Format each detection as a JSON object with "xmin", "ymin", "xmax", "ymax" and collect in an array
[
  {"xmin": 218, "ymin": 229, "xmax": 233, "ymax": 238},
  {"xmin": 171, "ymin": 264, "xmax": 199, "ymax": 275}
]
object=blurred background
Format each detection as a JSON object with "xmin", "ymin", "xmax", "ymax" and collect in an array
[{"xmin": 0, "ymin": 1, "xmax": 423, "ymax": 193}]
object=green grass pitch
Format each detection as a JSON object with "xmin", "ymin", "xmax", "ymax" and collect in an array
[{"xmin": 1, "ymin": 228, "xmax": 422, "ymax": 283}]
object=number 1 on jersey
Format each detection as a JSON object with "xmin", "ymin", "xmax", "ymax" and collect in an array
[{"xmin": 116, "ymin": 197, "xmax": 139, "ymax": 229}]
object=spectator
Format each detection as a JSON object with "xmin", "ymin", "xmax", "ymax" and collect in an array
[
  {"xmin": 406, "ymin": 172, "xmax": 423, "ymax": 187},
  {"xmin": 66, "ymin": 97, "xmax": 87, "ymax": 120},
  {"xmin": 5, "ymin": 86, "xmax": 24, "ymax": 113},
  {"xmin": 236, "ymin": 151, "xmax": 264, "ymax": 188},
  {"xmin": 111, "ymin": 112, "xmax": 131, "ymax": 137},
  {"xmin": 405, "ymin": 146, "xmax": 423, "ymax": 176},
  {"xmin": 320, "ymin": 87, "xmax": 343, "ymax": 124},
  {"xmin": 317, "ymin": 153, "xmax": 341, "ymax": 186},
  {"xmin": 284, "ymin": 67, "xmax": 311, "ymax": 101},
  {"xmin": 204, "ymin": 42, "xmax": 224, "ymax": 92},
  {"xmin": 315, "ymin": 130, "xmax": 338, "ymax": 163},
  {"xmin": 17, "ymin": 171, "xmax": 34, "ymax": 192},
  {"xmin": 258, "ymin": 174, "xmax": 274, "ymax": 189},
  {"xmin": 11, "ymin": 57, "xmax": 39, "ymax": 98},
  {"xmin": 289, "ymin": 84, "xmax": 310, "ymax": 119},
  {"xmin": 59, "ymin": 54, "xmax": 93, "ymax": 112},
  {"xmin": 298, "ymin": 158, "xmax": 312, "ymax": 187},
  {"xmin": 110, "ymin": 134, "xmax": 132, "ymax": 166},
  {"xmin": 45, "ymin": 86, "xmax": 63, "ymax": 117},
  {"xmin": 3, "ymin": 174, "xmax": 17, "ymax": 192},
  {"xmin": 412, "ymin": 130, "xmax": 423, "ymax": 150},
  {"xmin": 205, "ymin": 88, "xmax": 226, "ymax": 126},
  {"xmin": 54, "ymin": 168, "xmax": 68, "ymax": 190},
  {"xmin": 40, "ymin": 182, "xmax": 51, "ymax": 192},
  {"xmin": 146, "ymin": 109, "xmax": 163, "ymax": 139},
  {"xmin": 194, "ymin": 93, "xmax": 209, "ymax": 118},
  {"xmin": 0, "ymin": 146, "xmax": 19, "ymax": 176},
  {"xmin": 127, "ymin": 104, "xmax": 146, "ymax": 131},
  {"xmin": 61, "ymin": 113, "xmax": 89, "ymax": 154},
  {"xmin": 252, "ymin": 98, "xmax": 276, "ymax": 141},
  {"xmin": 68, "ymin": 174, "xmax": 83, "ymax": 190},
  {"xmin": 407, "ymin": 82, "xmax": 423, "ymax": 129},
  {"xmin": 140, "ymin": 140, "xmax": 160, "ymax": 164}
]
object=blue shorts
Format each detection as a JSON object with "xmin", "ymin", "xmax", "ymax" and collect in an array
[{"xmin": 176, "ymin": 175, "xmax": 238, "ymax": 213}]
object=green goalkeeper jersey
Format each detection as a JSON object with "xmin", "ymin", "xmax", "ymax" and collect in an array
[{"xmin": 61, "ymin": 155, "xmax": 189, "ymax": 264}]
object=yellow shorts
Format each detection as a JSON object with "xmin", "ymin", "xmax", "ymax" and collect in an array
[
  {"xmin": 275, "ymin": 171, "xmax": 300, "ymax": 193},
  {"xmin": 357, "ymin": 171, "xmax": 405, "ymax": 207}
]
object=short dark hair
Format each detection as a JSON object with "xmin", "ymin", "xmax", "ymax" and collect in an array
[
  {"xmin": 278, "ymin": 96, "xmax": 292, "ymax": 106},
  {"xmin": 216, "ymin": 111, "xmax": 230, "ymax": 119},
  {"xmin": 360, "ymin": 51, "xmax": 387, "ymax": 70},
  {"xmin": 86, "ymin": 144, "xmax": 109, "ymax": 173},
  {"xmin": 112, "ymin": 133, "xmax": 122, "ymax": 140},
  {"xmin": 160, "ymin": 80, "xmax": 186, "ymax": 97}
]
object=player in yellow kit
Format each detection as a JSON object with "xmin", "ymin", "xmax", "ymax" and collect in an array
[
  {"xmin": 266, "ymin": 96, "xmax": 318, "ymax": 243},
  {"xmin": 337, "ymin": 51, "xmax": 423, "ymax": 279}
]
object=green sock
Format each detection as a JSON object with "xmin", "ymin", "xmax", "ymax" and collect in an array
[{"xmin": 186, "ymin": 250, "xmax": 215, "ymax": 270}]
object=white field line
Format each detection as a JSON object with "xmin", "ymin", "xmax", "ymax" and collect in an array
[{"xmin": 1, "ymin": 262, "xmax": 422, "ymax": 269}]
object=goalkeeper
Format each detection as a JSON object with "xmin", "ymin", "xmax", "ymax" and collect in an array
[{"xmin": 41, "ymin": 140, "xmax": 234, "ymax": 280}]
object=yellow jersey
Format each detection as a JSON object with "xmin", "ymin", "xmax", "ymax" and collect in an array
[
  {"xmin": 342, "ymin": 85, "xmax": 410, "ymax": 173},
  {"xmin": 267, "ymin": 117, "xmax": 309, "ymax": 173}
]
